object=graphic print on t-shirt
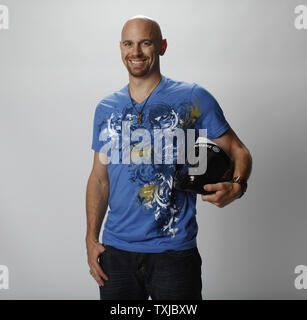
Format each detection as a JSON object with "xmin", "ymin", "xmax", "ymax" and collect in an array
[{"xmin": 99, "ymin": 101, "xmax": 202, "ymax": 238}]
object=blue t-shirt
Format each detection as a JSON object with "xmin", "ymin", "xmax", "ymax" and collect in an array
[{"xmin": 91, "ymin": 75, "xmax": 230, "ymax": 253}]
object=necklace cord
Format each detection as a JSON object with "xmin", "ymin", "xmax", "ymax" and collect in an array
[{"xmin": 128, "ymin": 78, "xmax": 162, "ymax": 123}]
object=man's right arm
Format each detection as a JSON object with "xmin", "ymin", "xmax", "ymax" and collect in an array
[{"xmin": 86, "ymin": 151, "xmax": 110, "ymax": 286}]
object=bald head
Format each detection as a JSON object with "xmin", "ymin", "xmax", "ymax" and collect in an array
[
  {"xmin": 121, "ymin": 15, "xmax": 163, "ymax": 48},
  {"xmin": 120, "ymin": 15, "xmax": 166, "ymax": 78}
]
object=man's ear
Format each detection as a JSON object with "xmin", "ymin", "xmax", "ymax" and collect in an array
[{"xmin": 160, "ymin": 39, "xmax": 167, "ymax": 55}]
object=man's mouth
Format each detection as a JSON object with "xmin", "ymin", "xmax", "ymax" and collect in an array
[{"xmin": 129, "ymin": 59, "xmax": 147, "ymax": 66}]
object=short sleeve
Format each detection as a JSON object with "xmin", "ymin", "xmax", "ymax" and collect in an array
[
  {"xmin": 91, "ymin": 102, "xmax": 110, "ymax": 152},
  {"xmin": 191, "ymin": 84, "xmax": 230, "ymax": 139}
]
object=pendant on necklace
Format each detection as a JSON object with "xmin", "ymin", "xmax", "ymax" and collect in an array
[{"xmin": 137, "ymin": 113, "xmax": 142, "ymax": 124}]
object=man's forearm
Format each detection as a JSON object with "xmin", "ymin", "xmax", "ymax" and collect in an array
[
  {"xmin": 86, "ymin": 175, "xmax": 110, "ymax": 242},
  {"xmin": 231, "ymin": 145, "xmax": 252, "ymax": 180}
]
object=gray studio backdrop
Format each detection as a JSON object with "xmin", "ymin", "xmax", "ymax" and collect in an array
[{"xmin": 1, "ymin": 0, "xmax": 307, "ymax": 299}]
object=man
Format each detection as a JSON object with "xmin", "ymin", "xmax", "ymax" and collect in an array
[{"xmin": 86, "ymin": 15, "xmax": 252, "ymax": 300}]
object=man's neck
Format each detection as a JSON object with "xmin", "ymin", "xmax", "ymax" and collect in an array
[{"xmin": 128, "ymin": 71, "xmax": 162, "ymax": 103}]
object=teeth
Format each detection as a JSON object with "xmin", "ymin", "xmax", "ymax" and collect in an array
[{"xmin": 131, "ymin": 60, "xmax": 145, "ymax": 64}]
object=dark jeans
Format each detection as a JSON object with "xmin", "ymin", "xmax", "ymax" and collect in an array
[{"xmin": 98, "ymin": 244, "xmax": 203, "ymax": 300}]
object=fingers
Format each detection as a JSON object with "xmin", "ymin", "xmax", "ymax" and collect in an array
[
  {"xmin": 201, "ymin": 192, "xmax": 219, "ymax": 202},
  {"xmin": 90, "ymin": 268, "xmax": 104, "ymax": 287},
  {"xmin": 202, "ymin": 184, "xmax": 225, "ymax": 202},
  {"xmin": 90, "ymin": 260, "xmax": 109, "ymax": 286},
  {"xmin": 201, "ymin": 194, "xmax": 226, "ymax": 208},
  {"xmin": 204, "ymin": 182, "xmax": 232, "ymax": 192},
  {"xmin": 90, "ymin": 262, "xmax": 109, "ymax": 287},
  {"xmin": 201, "ymin": 182, "xmax": 236, "ymax": 208},
  {"xmin": 203, "ymin": 182, "xmax": 225, "ymax": 193},
  {"xmin": 87, "ymin": 242, "xmax": 109, "ymax": 287},
  {"xmin": 95, "ymin": 259, "xmax": 109, "ymax": 280},
  {"xmin": 202, "ymin": 184, "xmax": 227, "ymax": 206}
]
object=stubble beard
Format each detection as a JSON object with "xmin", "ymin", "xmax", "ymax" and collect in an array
[
  {"xmin": 126, "ymin": 60, "xmax": 150, "ymax": 77},
  {"xmin": 127, "ymin": 66, "xmax": 149, "ymax": 77}
]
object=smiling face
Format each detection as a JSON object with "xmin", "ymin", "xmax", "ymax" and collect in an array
[{"xmin": 120, "ymin": 18, "xmax": 166, "ymax": 78}]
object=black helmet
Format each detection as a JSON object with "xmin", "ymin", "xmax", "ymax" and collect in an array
[{"xmin": 173, "ymin": 140, "xmax": 233, "ymax": 195}]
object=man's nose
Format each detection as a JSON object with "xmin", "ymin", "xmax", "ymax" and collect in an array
[{"xmin": 131, "ymin": 44, "xmax": 143, "ymax": 57}]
